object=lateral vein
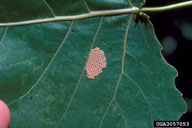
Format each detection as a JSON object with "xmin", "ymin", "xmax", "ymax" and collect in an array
[
  {"xmin": 8, "ymin": 21, "xmax": 74, "ymax": 106},
  {"xmin": 42, "ymin": 0, "xmax": 56, "ymax": 17}
]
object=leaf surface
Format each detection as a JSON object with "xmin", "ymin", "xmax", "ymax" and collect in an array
[{"xmin": 0, "ymin": 0, "xmax": 186, "ymax": 128}]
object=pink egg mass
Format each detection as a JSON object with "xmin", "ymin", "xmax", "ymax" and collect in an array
[{"xmin": 85, "ymin": 47, "xmax": 107, "ymax": 79}]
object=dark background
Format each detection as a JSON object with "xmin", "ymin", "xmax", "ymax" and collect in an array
[{"xmin": 145, "ymin": 0, "xmax": 192, "ymax": 126}]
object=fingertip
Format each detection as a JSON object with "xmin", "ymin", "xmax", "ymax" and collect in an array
[{"xmin": 0, "ymin": 100, "xmax": 11, "ymax": 128}]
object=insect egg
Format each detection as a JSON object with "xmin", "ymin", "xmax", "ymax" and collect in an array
[{"xmin": 85, "ymin": 47, "xmax": 107, "ymax": 79}]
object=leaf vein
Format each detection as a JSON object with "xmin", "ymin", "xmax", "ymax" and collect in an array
[
  {"xmin": 125, "ymin": 51, "xmax": 152, "ymax": 73},
  {"xmin": 83, "ymin": 0, "xmax": 91, "ymax": 13},
  {"xmin": 15, "ymin": 99, "xmax": 22, "ymax": 128},
  {"xmin": 128, "ymin": 0, "xmax": 133, "ymax": 7},
  {"xmin": 0, "ymin": 27, "xmax": 8, "ymax": 46},
  {"xmin": 139, "ymin": 23, "xmax": 159, "ymax": 66},
  {"xmin": 0, "ymin": 7, "xmax": 139, "ymax": 27},
  {"xmin": 55, "ymin": 17, "xmax": 104, "ymax": 128},
  {"xmin": 115, "ymin": 99, "xmax": 128, "ymax": 128},
  {"xmin": 99, "ymin": 14, "xmax": 133, "ymax": 128},
  {"xmin": 8, "ymin": 21, "xmax": 74, "ymax": 106},
  {"xmin": 42, "ymin": 0, "xmax": 56, "ymax": 17},
  {"xmin": 123, "ymin": 72, "xmax": 153, "ymax": 127}
]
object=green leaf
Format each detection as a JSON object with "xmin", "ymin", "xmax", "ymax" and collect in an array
[{"xmin": 0, "ymin": 0, "xmax": 186, "ymax": 128}]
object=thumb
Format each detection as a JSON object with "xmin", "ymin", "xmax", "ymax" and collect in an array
[{"xmin": 0, "ymin": 100, "xmax": 11, "ymax": 128}]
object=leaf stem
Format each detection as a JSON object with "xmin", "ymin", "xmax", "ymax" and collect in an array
[{"xmin": 142, "ymin": 1, "xmax": 192, "ymax": 12}]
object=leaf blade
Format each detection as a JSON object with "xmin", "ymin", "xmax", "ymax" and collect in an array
[{"xmin": 0, "ymin": 1, "xmax": 186, "ymax": 128}]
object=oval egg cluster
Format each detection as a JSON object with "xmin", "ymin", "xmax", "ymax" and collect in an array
[{"xmin": 85, "ymin": 47, "xmax": 106, "ymax": 79}]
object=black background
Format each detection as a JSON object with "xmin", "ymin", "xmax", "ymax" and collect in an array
[{"xmin": 145, "ymin": 0, "xmax": 192, "ymax": 126}]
